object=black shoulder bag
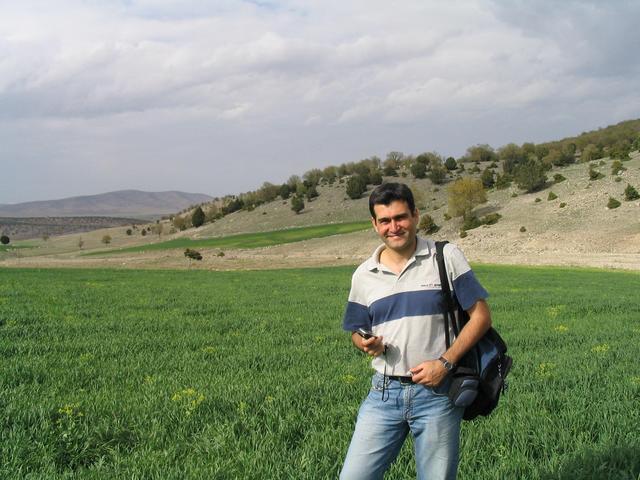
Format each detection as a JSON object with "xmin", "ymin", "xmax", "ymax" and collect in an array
[{"xmin": 435, "ymin": 241, "xmax": 512, "ymax": 421}]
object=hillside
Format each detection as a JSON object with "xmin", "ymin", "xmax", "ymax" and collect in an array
[
  {"xmin": 0, "ymin": 190, "xmax": 212, "ymax": 218},
  {"xmin": 1, "ymin": 151, "xmax": 638, "ymax": 271}
]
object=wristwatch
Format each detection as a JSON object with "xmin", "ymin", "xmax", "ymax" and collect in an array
[{"xmin": 438, "ymin": 356, "xmax": 456, "ymax": 372}]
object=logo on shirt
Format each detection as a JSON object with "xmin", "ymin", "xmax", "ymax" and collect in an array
[{"xmin": 420, "ymin": 283, "xmax": 441, "ymax": 288}]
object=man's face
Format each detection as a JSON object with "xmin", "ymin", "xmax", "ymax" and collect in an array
[{"xmin": 371, "ymin": 200, "xmax": 419, "ymax": 253}]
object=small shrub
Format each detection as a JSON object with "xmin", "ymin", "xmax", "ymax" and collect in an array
[
  {"xmin": 217, "ymin": 251, "xmax": 225, "ymax": 257},
  {"xmin": 0, "ymin": 235, "xmax": 9, "ymax": 245},
  {"xmin": 615, "ymin": 177, "xmax": 622, "ymax": 183},
  {"xmin": 291, "ymin": 195, "xmax": 305, "ymax": 214},
  {"xmin": 141, "ymin": 229, "xmax": 147, "ymax": 236},
  {"xmin": 588, "ymin": 166, "xmax": 604, "ymax": 180},
  {"xmin": 443, "ymin": 213, "xmax": 451, "ymax": 221},
  {"xmin": 607, "ymin": 197, "xmax": 621, "ymax": 209},
  {"xmin": 611, "ymin": 160, "xmax": 626, "ymax": 176},
  {"xmin": 191, "ymin": 206, "xmax": 205, "ymax": 228},
  {"xmin": 101, "ymin": 235, "xmax": 112, "ymax": 245},
  {"xmin": 495, "ymin": 174, "xmax": 511, "ymax": 190},
  {"xmin": 559, "ymin": 202, "xmax": 566, "ymax": 208},
  {"xmin": 184, "ymin": 248, "xmax": 203, "ymax": 260},
  {"xmin": 462, "ymin": 216, "xmax": 482, "ymax": 231},
  {"xmin": 548, "ymin": 192, "xmax": 558, "ymax": 201},
  {"xmin": 535, "ymin": 198, "xmax": 541, "ymax": 203},
  {"xmin": 346, "ymin": 175, "xmax": 368, "ymax": 199},
  {"xmin": 520, "ymin": 226, "xmax": 526, "ymax": 232},
  {"xmin": 598, "ymin": 160, "xmax": 605, "ymax": 166},
  {"xmin": 553, "ymin": 173, "xmax": 566, "ymax": 183},
  {"xmin": 459, "ymin": 230, "xmax": 468, "ymax": 238},
  {"xmin": 482, "ymin": 213, "xmax": 502, "ymax": 225},
  {"xmin": 418, "ymin": 214, "xmax": 440, "ymax": 234},
  {"xmin": 624, "ymin": 184, "xmax": 640, "ymax": 201}
]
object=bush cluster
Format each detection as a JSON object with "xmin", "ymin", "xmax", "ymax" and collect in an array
[
  {"xmin": 184, "ymin": 249, "xmax": 203, "ymax": 260},
  {"xmin": 624, "ymin": 184, "xmax": 640, "ymax": 201}
]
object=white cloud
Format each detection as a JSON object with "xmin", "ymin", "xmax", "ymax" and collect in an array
[{"xmin": 1, "ymin": 0, "xmax": 639, "ymax": 203}]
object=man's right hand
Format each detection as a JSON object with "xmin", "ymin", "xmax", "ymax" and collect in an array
[{"xmin": 352, "ymin": 332, "xmax": 385, "ymax": 356}]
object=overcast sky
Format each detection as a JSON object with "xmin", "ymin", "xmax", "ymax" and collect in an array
[{"xmin": 1, "ymin": 0, "xmax": 639, "ymax": 204}]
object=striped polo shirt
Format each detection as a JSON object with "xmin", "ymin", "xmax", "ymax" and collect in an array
[{"xmin": 342, "ymin": 236, "xmax": 489, "ymax": 376}]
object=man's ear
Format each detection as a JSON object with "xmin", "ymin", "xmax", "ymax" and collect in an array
[{"xmin": 371, "ymin": 217, "xmax": 377, "ymax": 230}]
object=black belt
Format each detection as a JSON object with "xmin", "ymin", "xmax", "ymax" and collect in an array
[{"xmin": 387, "ymin": 375, "xmax": 414, "ymax": 383}]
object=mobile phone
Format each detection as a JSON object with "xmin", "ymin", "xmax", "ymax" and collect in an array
[{"xmin": 356, "ymin": 328, "xmax": 376, "ymax": 339}]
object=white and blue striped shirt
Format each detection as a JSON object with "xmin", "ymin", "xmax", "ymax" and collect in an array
[{"xmin": 343, "ymin": 237, "xmax": 489, "ymax": 376}]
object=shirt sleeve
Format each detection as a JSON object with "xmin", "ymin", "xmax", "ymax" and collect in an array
[
  {"xmin": 342, "ymin": 270, "xmax": 372, "ymax": 332},
  {"xmin": 443, "ymin": 243, "xmax": 489, "ymax": 311}
]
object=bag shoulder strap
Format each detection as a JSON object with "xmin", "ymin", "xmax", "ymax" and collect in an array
[{"xmin": 435, "ymin": 241, "xmax": 460, "ymax": 348}]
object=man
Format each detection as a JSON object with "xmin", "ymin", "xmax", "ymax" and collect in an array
[{"xmin": 340, "ymin": 183, "xmax": 492, "ymax": 480}]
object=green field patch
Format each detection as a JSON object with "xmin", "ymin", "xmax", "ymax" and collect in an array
[
  {"xmin": 0, "ymin": 244, "xmax": 34, "ymax": 252},
  {"xmin": 85, "ymin": 221, "xmax": 371, "ymax": 256},
  {"xmin": 0, "ymin": 265, "xmax": 639, "ymax": 478}
]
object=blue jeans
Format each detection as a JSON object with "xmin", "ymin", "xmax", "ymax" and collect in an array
[{"xmin": 340, "ymin": 372, "xmax": 463, "ymax": 480}]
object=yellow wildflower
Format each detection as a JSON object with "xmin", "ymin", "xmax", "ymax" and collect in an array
[
  {"xmin": 591, "ymin": 343, "xmax": 610, "ymax": 354},
  {"xmin": 536, "ymin": 362, "xmax": 556, "ymax": 379}
]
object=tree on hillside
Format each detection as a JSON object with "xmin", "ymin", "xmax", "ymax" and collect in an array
[
  {"xmin": 410, "ymin": 161, "xmax": 427, "ymax": 179},
  {"xmin": 428, "ymin": 164, "xmax": 447, "ymax": 185},
  {"xmin": 78, "ymin": 237, "xmax": 84, "ymax": 249},
  {"xmin": 346, "ymin": 175, "xmax": 368, "ymax": 199},
  {"xmin": 191, "ymin": 206, "xmax": 205, "ymax": 228},
  {"xmin": 580, "ymin": 144, "xmax": 602, "ymax": 163},
  {"xmin": 447, "ymin": 177, "xmax": 487, "ymax": 219},
  {"xmin": 370, "ymin": 170, "xmax": 383, "ymax": 185},
  {"xmin": 173, "ymin": 215, "xmax": 188, "ymax": 231},
  {"xmin": 481, "ymin": 167, "xmax": 495, "ymax": 189},
  {"xmin": 322, "ymin": 166, "xmax": 338, "ymax": 184},
  {"xmin": 445, "ymin": 157, "xmax": 457, "ymax": 170},
  {"xmin": 151, "ymin": 223, "xmax": 164, "ymax": 239},
  {"xmin": 305, "ymin": 184, "xmax": 319, "ymax": 201},
  {"xmin": 0, "ymin": 235, "xmax": 9, "ymax": 245},
  {"xmin": 291, "ymin": 195, "xmax": 305, "ymax": 214},
  {"xmin": 465, "ymin": 144, "xmax": 497, "ymax": 163},
  {"xmin": 303, "ymin": 169, "xmax": 323, "ymax": 187},
  {"xmin": 515, "ymin": 160, "xmax": 547, "ymax": 193},
  {"xmin": 286, "ymin": 175, "xmax": 301, "ymax": 190},
  {"xmin": 102, "ymin": 235, "xmax": 112, "ymax": 245},
  {"xmin": 279, "ymin": 184, "xmax": 291, "ymax": 200}
]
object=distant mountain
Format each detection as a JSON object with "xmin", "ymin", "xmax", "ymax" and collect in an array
[{"xmin": 0, "ymin": 190, "xmax": 213, "ymax": 218}]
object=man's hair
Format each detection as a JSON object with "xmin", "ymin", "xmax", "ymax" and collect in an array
[{"xmin": 368, "ymin": 183, "xmax": 416, "ymax": 218}]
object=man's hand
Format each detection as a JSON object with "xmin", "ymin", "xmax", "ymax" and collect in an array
[
  {"xmin": 351, "ymin": 332, "xmax": 385, "ymax": 356},
  {"xmin": 409, "ymin": 360, "xmax": 448, "ymax": 387}
]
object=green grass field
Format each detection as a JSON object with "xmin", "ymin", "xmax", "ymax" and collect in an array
[
  {"xmin": 85, "ymin": 221, "xmax": 371, "ymax": 256},
  {"xmin": 1, "ymin": 265, "xmax": 639, "ymax": 479},
  {"xmin": 0, "ymin": 244, "xmax": 34, "ymax": 252}
]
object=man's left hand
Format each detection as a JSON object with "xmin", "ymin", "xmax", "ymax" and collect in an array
[{"xmin": 409, "ymin": 360, "xmax": 448, "ymax": 387}]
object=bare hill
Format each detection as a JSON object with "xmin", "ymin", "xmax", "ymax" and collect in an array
[{"xmin": 0, "ymin": 190, "xmax": 212, "ymax": 218}]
